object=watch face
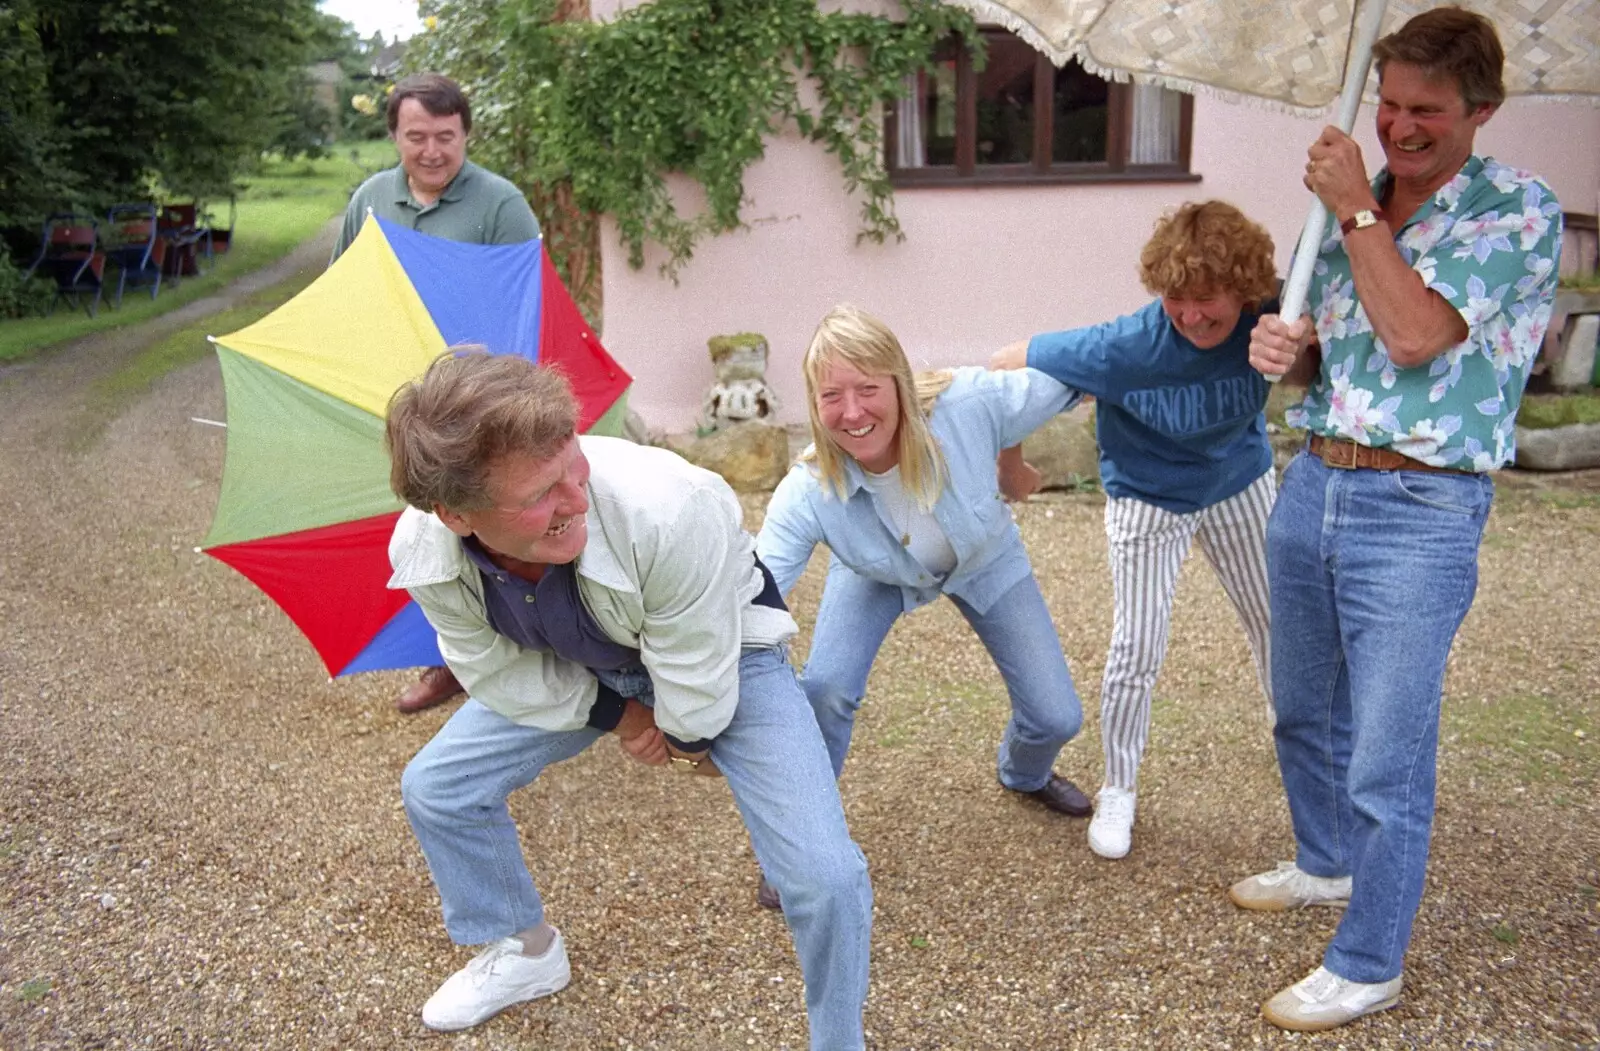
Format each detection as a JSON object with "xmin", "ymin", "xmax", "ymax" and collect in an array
[{"xmin": 1343, "ymin": 210, "xmax": 1379, "ymax": 235}]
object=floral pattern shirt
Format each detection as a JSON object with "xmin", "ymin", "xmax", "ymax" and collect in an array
[{"xmin": 1287, "ymin": 155, "xmax": 1563, "ymax": 471}]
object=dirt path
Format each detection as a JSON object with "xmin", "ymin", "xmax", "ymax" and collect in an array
[
  {"xmin": 0, "ymin": 220, "xmax": 339, "ymax": 442},
  {"xmin": 0, "ymin": 233, "xmax": 1595, "ymax": 1049}
]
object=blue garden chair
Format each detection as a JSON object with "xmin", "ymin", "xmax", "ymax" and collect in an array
[
  {"xmin": 23, "ymin": 214, "xmax": 106, "ymax": 317},
  {"xmin": 103, "ymin": 203, "xmax": 167, "ymax": 306}
]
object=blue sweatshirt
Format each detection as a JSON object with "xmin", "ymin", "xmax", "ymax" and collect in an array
[{"xmin": 1026, "ymin": 298, "xmax": 1273, "ymax": 514}]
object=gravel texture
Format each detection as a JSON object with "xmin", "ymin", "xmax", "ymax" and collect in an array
[{"xmin": 1, "ymin": 271, "xmax": 1597, "ymax": 1049}]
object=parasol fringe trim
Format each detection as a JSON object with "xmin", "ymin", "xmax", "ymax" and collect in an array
[
  {"xmin": 944, "ymin": 0, "xmax": 1063, "ymax": 64},
  {"xmin": 1075, "ymin": 56, "xmax": 1332, "ymax": 117}
]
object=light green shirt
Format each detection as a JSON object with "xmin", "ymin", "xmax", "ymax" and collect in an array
[{"xmin": 329, "ymin": 160, "xmax": 541, "ymax": 262}]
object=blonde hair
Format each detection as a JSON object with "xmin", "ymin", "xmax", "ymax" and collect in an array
[
  {"xmin": 800, "ymin": 304, "xmax": 952, "ymax": 508},
  {"xmin": 385, "ymin": 349, "xmax": 578, "ymax": 513},
  {"xmin": 1137, "ymin": 200, "xmax": 1278, "ymax": 307}
]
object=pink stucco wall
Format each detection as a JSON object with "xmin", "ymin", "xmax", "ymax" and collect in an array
[{"xmin": 589, "ymin": 4, "xmax": 1600, "ymax": 428}]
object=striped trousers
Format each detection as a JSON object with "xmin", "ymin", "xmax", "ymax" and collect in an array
[{"xmin": 1100, "ymin": 470, "xmax": 1275, "ymax": 791}]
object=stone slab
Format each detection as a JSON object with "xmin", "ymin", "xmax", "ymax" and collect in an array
[
  {"xmin": 1515, "ymin": 421, "xmax": 1600, "ymax": 471},
  {"xmin": 1550, "ymin": 313, "xmax": 1599, "ymax": 391}
]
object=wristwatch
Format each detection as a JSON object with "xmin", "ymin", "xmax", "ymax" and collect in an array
[
  {"xmin": 667, "ymin": 753, "xmax": 705, "ymax": 773},
  {"xmin": 1339, "ymin": 208, "xmax": 1384, "ymax": 235}
]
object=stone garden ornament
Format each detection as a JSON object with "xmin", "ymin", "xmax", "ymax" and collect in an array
[{"xmin": 701, "ymin": 333, "xmax": 781, "ymax": 433}]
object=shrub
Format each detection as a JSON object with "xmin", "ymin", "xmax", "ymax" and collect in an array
[{"xmin": 0, "ymin": 252, "xmax": 50, "ymax": 319}]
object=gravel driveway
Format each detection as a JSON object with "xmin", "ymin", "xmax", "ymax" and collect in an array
[{"xmin": 1, "ymin": 266, "xmax": 1596, "ymax": 1049}]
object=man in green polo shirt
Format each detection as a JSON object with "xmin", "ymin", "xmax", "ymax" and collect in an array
[
  {"xmin": 334, "ymin": 73, "xmax": 541, "ymax": 712},
  {"xmin": 330, "ymin": 73, "xmax": 540, "ymax": 263}
]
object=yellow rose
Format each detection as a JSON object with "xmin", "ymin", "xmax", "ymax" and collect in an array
[
  {"xmin": 351, "ymin": 93, "xmax": 378, "ymax": 116},
  {"xmin": 425, "ymin": 15, "xmax": 438, "ymax": 30}
]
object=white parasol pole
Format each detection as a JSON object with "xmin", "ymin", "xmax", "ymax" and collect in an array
[{"xmin": 1270, "ymin": 0, "xmax": 1390, "ymax": 378}]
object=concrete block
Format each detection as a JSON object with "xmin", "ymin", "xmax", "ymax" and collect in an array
[
  {"xmin": 1550, "ymin": 313, "xmax": 1599, "ymax": 391},
  {"xmin": 1514, "ymin": 421, "xmax": 1600, "ymax": 471}
]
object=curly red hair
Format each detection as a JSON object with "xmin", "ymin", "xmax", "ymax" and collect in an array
[{"xmin": 1137, "ymin": 200, "xmax": 1278, "ymax": 307}]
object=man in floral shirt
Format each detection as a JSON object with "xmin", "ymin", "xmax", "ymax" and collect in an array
[{"xmin": 1240, "ymin": 7, "xmax": 1561, "ymax": 1034}]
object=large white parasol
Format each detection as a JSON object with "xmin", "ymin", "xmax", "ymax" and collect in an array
[{"xmin": 944, "ymin": 0, "xmax": 1600, "ymax": 323}]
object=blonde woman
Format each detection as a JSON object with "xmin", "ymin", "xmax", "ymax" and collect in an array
[{"xmin": 754, "ymin": 305, "xmax": 1090, "ymax": 907}]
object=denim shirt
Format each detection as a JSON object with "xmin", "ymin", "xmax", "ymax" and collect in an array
[{"xmin": 757, "ymin": 366, "xmax": 1079, "ymax": 616}]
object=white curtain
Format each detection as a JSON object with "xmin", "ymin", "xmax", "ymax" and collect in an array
[
  {"xmin": 1127, "ymin": 82, "xmax": 1181, "ymax": 165},
  {"xmin": 896, "ymin": 72, "xmax": 926, "ymax": 168}
]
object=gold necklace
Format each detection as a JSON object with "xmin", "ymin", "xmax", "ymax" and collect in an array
[{"xmin": 881, "ymin": 497, "xmax": 911, "ymax": 548}]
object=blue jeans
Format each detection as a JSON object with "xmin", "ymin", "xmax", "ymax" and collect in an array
[
  {"xmin": 1267, "ymin": 452, "xmax": 1492, "ymax": 983},
  {"xmin": 401, "ymin": 646, "xmax": 872, "ymax": 1050},
  {"xmin": 802, "ymin": 557, "xmax": 1083, "ymax": 789}
]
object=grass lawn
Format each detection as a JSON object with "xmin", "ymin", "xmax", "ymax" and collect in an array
[
  {"xmin": 1517, "ymin": 391, "xmax": 1600, "ymax": 429},
  {"xmin": 0, "ymin": 139, "xmax": 397, "ymax": 364}
]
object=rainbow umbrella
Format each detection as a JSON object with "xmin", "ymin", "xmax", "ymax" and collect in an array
[{"xmin": 201, "ymin": 215, "xmax": 630, "ymax": 677}]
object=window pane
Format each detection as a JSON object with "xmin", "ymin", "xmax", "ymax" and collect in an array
[
  {"xmin": 896, "ymin": 59, "xmax": 959, "ymax": 168},
  {"xmin": 1051, "ymin": 62, "xmax": 1109, "ymax": 163},
  {"xmin": 894, "ymin": 74, "xmax": 926, "ymax": 168},
  {"xmin": 927, "ymin": 60, "xmax": 958, "ymax": 165},
  {"xmin": 1128, "ymin": 83, "xmax": 1182, "ymax": 164},
  {"xmin": 974, "ymin": 32, "xmax": 1037, "ymax": 166}
]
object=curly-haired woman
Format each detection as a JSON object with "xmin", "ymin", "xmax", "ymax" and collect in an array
[{"xmin": 991, "ymin": 199, "xmax": 1281, "ymax": 861}]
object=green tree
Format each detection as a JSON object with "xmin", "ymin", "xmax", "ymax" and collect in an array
[
  {"xmin": 20, "ymin": 0, "xmax": 335, "ymax": 209},
  {"xmin": 269, "ymin": 9, "xmax": 366, "ymax": 160},
  {"xmin": 0, "ymin": 0, "xmax": 78, "ymax": 232},
  {"xmin": 335, "ymin": 31, "xmax": 398, "ymax": 142}
]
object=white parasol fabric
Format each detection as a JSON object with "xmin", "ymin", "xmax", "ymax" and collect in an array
[
  {"xmin": 945, "ymin": 0, "xmax": 1598, "ymax": 330},
  {"xmin": 946, "ymin": 0, "xmax": 1600, "ymax": 113}
]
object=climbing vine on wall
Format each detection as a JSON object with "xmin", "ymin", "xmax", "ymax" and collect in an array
[{"xmin": 410, "ymin": 0, "xmax": 977, "ymax": 309}]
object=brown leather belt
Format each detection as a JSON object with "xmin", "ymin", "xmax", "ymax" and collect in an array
[{"xmin": 1308, "ymin": 435, "xmax": 1460, "ymax": 473}]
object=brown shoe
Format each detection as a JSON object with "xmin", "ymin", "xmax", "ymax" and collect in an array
[
  {"xmin": 1012, "ymin": 773, "xmax": 1093, "ymax": 817},
  {"xmin": 396, "ymin": 666, "xmax": 465, "ymax": 714},
  {"xmin": 756, "ymin": 876, "xmax": 782, "ymax": 911}
]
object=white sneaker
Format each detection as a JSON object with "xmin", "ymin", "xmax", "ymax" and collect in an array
[
  {"xmin": 1262, "ymin": 965, "xmax": 1402, "ymax": 1031},
  {"xmin": 1087, "ymin": 787, "xmax": 1136, "ymax": 859},
  {"xmin": 1229, "ymin": 861, "xmax": 1352, "ymax": 911},
  {"xmin": 421, "ymin": 931, "xmax": 571, "ymax": 1032}
]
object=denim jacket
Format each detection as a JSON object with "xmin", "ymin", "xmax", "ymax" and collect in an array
[
  {"xmin": 757, "ymin": 366, "xmax": 1079, "ymax": 615},
  {"xmin": 389, "ymin": 436, "xmax": 796, "ymax": 744}
]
